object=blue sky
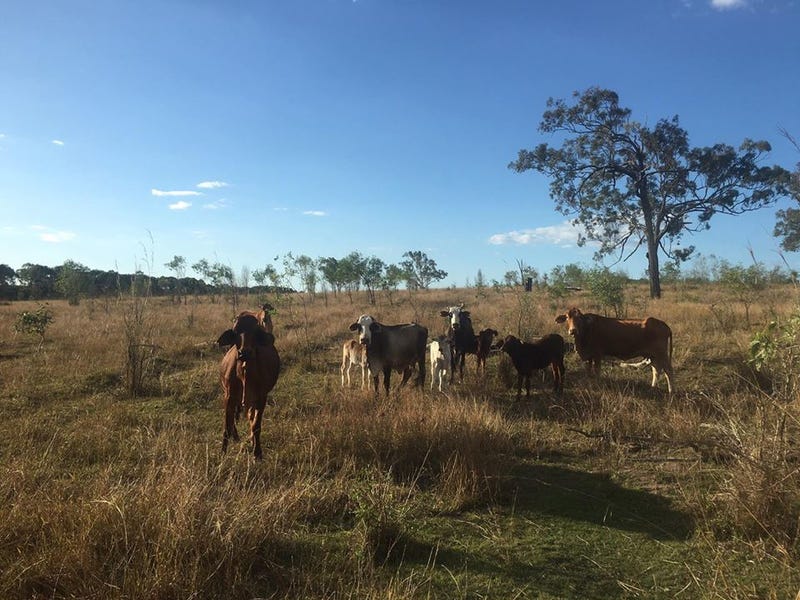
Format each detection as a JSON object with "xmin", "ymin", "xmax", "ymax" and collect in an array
[{"xmin": 1, "ymin": 0, "xmax": 799, "ymax": 287}]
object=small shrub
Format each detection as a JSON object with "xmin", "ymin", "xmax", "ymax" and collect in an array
[
  {"xmin": 13, "ymin": 305, "xmax": 54, "ymax": 346},
  {"xmin": 585, "ymin": 267, "xmax": 627, "ymax": 317},
  {"xmin": 749, "ymin": 312, "xmax": 800, "ymax": 398}
]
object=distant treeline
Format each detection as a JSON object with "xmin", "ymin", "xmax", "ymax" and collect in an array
[{"xmin": 0, "ymin": 263, "xmax": 292, "ymax": 302}]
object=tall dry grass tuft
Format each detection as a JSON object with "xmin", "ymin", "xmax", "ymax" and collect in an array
[{"xmin": 121, "ymin": 271, "xmax": 158, "ymax": 397}]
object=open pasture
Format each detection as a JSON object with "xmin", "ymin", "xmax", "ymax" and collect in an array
[{"xmin": 1, "ymin": 284, "xmax": 798, "ymax": 599}]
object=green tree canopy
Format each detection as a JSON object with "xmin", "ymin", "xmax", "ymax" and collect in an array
[
  {"xmin": 773, "ymin": 129, "xmax": 800, "ymax": 252},
  {"xmin": 510, "ymin": 87, "xmax": 791, "ymax": 298},
  {"xmin": 17, "ymin": 263, "xmax": 56, "ymax": 299},
  {"xmin": 400, "ymin": 250, "xmax": 447, "ymax": 290},
  {"xmin": 55, "ymin": 260, "xmax": 91, "ymax": 305}
]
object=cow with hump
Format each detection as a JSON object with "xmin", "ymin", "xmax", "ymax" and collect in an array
[
  {"xmin": 555, "ymin": 307, "xmax": 674, "ymax": 393},
  {"xmin": 349, "ymin": 314, "xmax": 427, "ymax": 396},
  {"xmin": 216, "ymin": 312, "xmax": 281, "ymax": 459},
  {"xmin": 440, "ymin": 303, "xmax": 478, "ymax": 382}
]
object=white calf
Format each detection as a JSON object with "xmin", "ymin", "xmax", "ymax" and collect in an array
[
  {"xmin": 429, "ymin": 336, "xmax": 452, "ymax": 392},
  {"xmin": 341, "ymin": 339, "xmax": 370, "ymax": 388}
]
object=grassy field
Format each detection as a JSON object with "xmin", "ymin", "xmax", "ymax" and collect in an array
[{"xmin": 1, "ymin": 283, "xmax": 799, "ymax": 599}]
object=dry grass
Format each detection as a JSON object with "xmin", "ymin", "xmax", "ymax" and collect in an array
[{"xmin": 1, "ymin": 284, "xmax": 799, "ymax": 598}]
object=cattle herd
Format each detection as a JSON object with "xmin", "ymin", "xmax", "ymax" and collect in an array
[{"xmin": 216, "ymin": 302, "xmax": 674, "ymax": 458}]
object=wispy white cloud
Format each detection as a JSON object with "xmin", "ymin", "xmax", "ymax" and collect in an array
[
  {"xmin": 169, "ymin": 201, "xmax": 192, "ymax": 210},
  {"xmin": 51, "ymin": 139, "xmax": 65, "ymax": 146},
  {"xmin": 303, "ymin": 210, "xmax": 327, "ymax": 217},
  {"xmin": 710, "ymin": 0, "xmax": 748, "ymax": 9},
  {"xmin": 32, "ymin": 226, "xmax": 76, "ymax": 243},
  {"xmin": 488, "ymin": 221, "xmax": 588, "ymax": 247},
  {"xmin": 196, "ymin": 180, "xmax": 229, "ymax": 189},
  {"xmin": 202, "ymin": 198, "xmax": 230, "ymax": 210},
  {"xmin": 152, "ymin": 188, "xmax": 202, "ymax": 197}
]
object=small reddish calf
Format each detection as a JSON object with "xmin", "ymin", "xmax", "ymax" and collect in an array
[
  {"xmin": 341, "ymin": 339, "xmax": 369, "ymax": 388},
  {"xmin": 496, "ymin": 334, "xmax": 565, "ymax": 397},
  {"xmin": 217, "ymin": 313, "xmax": 280, "ymax": 459},
  {"xmin": 475, "ymin": 328, "xmax": 498, "ymax": 374}
]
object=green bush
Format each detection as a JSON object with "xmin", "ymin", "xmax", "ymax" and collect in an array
[{"xmin": 13, "ymin": 305, "xmax": 54, "ymax": 345}]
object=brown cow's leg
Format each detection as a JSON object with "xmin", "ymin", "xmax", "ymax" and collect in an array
[
  {"xmin": 652, "ymin": 361, "xmax": 674, "ymax": 393},
  {"xmin": 222, "ymin": 380, "xmax": 242, "ymax": 454},
  {"xmin": 249, "ymin": 406, "xmax": 264, "ymax": 460},
  {"xmin": 556, "ymin": 357, "xmax": 565, "ymax": 393}
]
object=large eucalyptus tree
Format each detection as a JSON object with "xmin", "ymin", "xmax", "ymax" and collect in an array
[{"xmin": 510, "ymin": 87, "xmax": 791, "ymax": 298}]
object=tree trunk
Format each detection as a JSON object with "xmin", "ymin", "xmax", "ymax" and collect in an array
[{"xmin": 647, "ymin": 242, "xmax": 661, "ymax": 299}]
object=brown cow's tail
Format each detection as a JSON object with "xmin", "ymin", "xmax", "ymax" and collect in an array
[{"xmin": 668, "ymin": 328, "xmax": 673, "ymax": 365}]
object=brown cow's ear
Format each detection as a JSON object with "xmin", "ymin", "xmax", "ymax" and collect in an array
[
  {"xmin": 439, "ymin": 310, "xmax": 450, "ymax": 317},
  {"xmin": 349, "ymin": 322, "xmax": 359, "ymax": 331},
  {"xmin": 555, "ymin": 314, "xmax": 567, "ymax": 323},
  {"xmin": 254, "ymin": 330, "xmax": 275, "ymax": 346},
  {"xmin": 217, "ymin": 329, "xmax": 237, "ymax": 347}
]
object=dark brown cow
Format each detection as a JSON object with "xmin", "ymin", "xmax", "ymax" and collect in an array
[
  {"xmin": 475, "ymin": 328, "xmax": 498, "ymax": 374},
  {"xmin": 440, "ymin": 304, "xmax": 478, "ymax": 382},
  {"xmin": 216, "ymin": 313, "xmax": 280, "ymax": 459},
  {"xmin": 554, "ymin": 307, "xmax": 673, "ymax": 393},
  {"xmin": 496, "ymin": 334, "xmax": 565, "ymax": 397},
  {"xmin": 237, "ymin": 302, "xmax": 274, "ymax": 333}
]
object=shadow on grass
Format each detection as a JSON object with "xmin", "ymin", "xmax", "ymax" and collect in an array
[
  {"xmin": 386, "ymin": 533, "xmax": 626, "ymax": 599},
  {"xmin": 383, "ymin": 463, "xmax": 695, "ymax": 598},
  {"xmin": 511, "ymin": 462, "xmax": 694, "ymax": 541}
]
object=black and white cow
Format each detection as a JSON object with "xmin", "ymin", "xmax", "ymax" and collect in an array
[
  {"xmin": 440, "ymin": 304, "xmax": 478, "ymax": 382},
  {"xmin": 348, "ymin": 315, "xmax": 427, "ymax": 395}
]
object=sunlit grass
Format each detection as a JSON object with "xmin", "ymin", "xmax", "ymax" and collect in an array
[{"xmin": 0, "ymin": 285, "xmax": 798, "ymax": 598}]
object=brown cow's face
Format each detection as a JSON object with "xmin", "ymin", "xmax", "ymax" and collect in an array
[
  {"xmin": 349, "ymin": 314, "xmax": 375, "ymax": 345},
  {"xmin": 218, "ymin": 316, "xmax": 275, "ymax": 362},
  {"xmin": 555, "ymin": 308, "xmax": 586, "ymax": 337}
]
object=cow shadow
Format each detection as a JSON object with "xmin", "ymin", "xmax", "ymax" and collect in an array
[
  {"xmin": 509, "ymin": 462, "xmax": 694, "ymax": 541},
  {"xmin": 383, "ymin": 533, "xmax": 625, "ymax": 598},
  {"xmin": 381, "ymin": 462, "xmax": 693, "ymax": 598}
]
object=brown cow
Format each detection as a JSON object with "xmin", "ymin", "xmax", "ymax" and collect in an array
[
  {"xmin": 217, "ymin": 313, "xmax": 280, "ymax": 459},
  {"xmin": 555, "ymin": 307, "xmax": 673, "ymax": 393},
  {"xmin": 236, "ymin": 303, "xmax": 274, "ymax": 333},
  {"xmin": 496, "ymin": 334, "xmax": 565, "ymax": 397}
]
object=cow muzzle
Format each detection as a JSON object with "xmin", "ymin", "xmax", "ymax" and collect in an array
[{"xmin": 567, "ymin": 328, "xmax": 577, "ymax": 337}]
